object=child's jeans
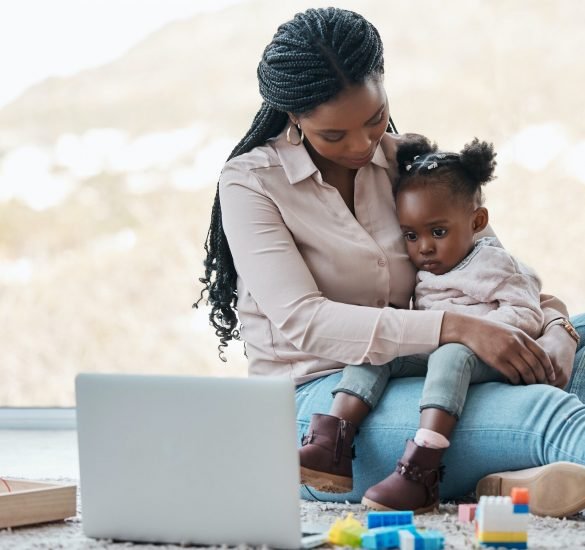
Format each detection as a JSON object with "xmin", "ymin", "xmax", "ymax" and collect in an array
[{"xmin": 331, "ymin": 343, "xmax": 505, "ymax": 418}]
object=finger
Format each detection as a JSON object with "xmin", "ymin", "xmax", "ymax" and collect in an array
[
  {"xmin": 511, "ymin": 355, "xmax": 537, "ymax": 385},
  {"xmin": 517, "ymin": 348, "xmax": 546, "ymax": 384},
  {"xmin": 524, "ymin": 338, "xmax": 555, "ymax": 383},
  {"xmin": 484, "ymin": 357, "xmax": 519, "ymax": 385},
  {"xmin": 500, "ymin": 361, "xmax": 521, "ymax": 385},
  {"xmin": 551, "ymin": 368, "xmax": 568, "ymax": 389}
]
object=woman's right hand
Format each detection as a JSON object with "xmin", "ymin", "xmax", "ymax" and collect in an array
[{"xmin": 440, "ymin": 312, "xmax": 555, "ymax": 385}]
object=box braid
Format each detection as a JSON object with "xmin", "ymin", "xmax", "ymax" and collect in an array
[{"xmin": 195, "ymin": 7, "xmax": 397, "ymax": 360}]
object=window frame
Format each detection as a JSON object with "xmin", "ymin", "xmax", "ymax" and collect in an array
[{"xmin": 0, "ymin": 408, "xmax": 76, "ymax": 430}]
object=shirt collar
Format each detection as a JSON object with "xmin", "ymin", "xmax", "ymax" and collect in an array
[{"xmin": 273, "ymin": 126, "xmax": 390, "ymax": 185}]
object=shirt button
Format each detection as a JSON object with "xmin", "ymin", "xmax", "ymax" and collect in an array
[
  {"xmin": 378, "ymin": 258, "xmax": 386, "ymax": 267},
  {"xmin": 377, "ymin": 299, "xmax": 386, "ymax": 307}
]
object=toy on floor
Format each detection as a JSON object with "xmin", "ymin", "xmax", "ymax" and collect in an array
[
  {"xmin": 328, "ymin": 513, "xmax": 367, "ymax": 547},
  {"xmin": 328, "ymin": 511, "xmax": 445, "ymax": 549},
  {"xmin": 361, "ymin": 524, "xmax": 418, "ymax": 549},
  {"xmin": 475, "ymin": 488, "xmax": 530, "ymax": 549},
  {"xmin": 0, "ymin": 477, "xmax": 77, "ymax": 529},
  {"xmin": 398, "ymin": 528, "xmax": 445, "ymax": 550},
  {"xmin": 367, "ymin": 510, "xmax": 414, "ymax": 528},
  {"xmin": 457, "ymin": 503, "xmax": 477, "ymax": 523}
]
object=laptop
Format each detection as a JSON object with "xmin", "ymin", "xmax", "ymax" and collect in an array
[{"xmin": 76, "ymin": 373, "xmax": 314, "ymax": 549}]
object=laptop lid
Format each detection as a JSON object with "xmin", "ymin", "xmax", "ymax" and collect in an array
[{"xmin": 76, "ymin": 373, "xmax": 301, "ymax": 548}]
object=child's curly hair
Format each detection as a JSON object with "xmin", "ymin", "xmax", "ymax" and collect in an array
[{"xmin": 394, "ymin": 134, "xmax": 497, "ymax": 204}]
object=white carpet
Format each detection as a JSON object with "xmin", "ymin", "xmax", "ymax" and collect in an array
[
  {"xmin": 1, "ymin": 433, "xmax": 584, "ymax": 548},
  {"xmin": 1, "ymin": 482, "xmax": 584, "ymax": 549}
]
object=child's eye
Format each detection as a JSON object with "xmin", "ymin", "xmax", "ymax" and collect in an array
[
  {"xmin": 403, "ymin": 232, "xmax": 417, "ymax": 242},
  {"xmin": 432, "ymin": 228, "xmax": 447, "ymax": 238}
]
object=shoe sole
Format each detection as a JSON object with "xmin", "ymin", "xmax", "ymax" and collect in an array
[
  {"xmin": 476, "ymin": 461, "xmax": 585, "ymax": 518},
  {"xmin": 361, "ymin": 496, "xmax": 438, "ymax": 515},
  {"xmin": 300, "ymin": 466, "xmax": 352, "ymax": 493}
]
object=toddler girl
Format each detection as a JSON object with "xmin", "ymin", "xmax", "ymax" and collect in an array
[{"xmin": 299, "ymin": 135, "xmax": 553, "ymax": 513}]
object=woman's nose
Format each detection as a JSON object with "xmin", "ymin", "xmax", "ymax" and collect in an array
[{"xmin": 347, "ymin": 131, "xmax": 372, "ymax": 155}]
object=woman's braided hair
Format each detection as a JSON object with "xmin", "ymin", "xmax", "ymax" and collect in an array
[{"xmin": 195, "ymin": 7, "xmax": 394, "ymax": 360}]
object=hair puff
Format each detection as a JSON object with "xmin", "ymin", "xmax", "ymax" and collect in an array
[
  {"xmin": 396, "ymin": 134, "xmax": 437, "ymax": 173},
  {"xmin": 459, "ymin": 138, "xmax": 497, "ymax": 185}
]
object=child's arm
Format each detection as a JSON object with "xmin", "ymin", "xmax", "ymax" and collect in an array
[
  {"xmin": 477, "ymin": 224, "xmax": 569, "ymax": 326},
  {"xmin": 482, "ymin": 265, "xmax": 544, "ymax": 339}
]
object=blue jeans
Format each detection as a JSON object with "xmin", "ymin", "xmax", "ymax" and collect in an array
[
  {"xmin": 297, "ymin": 313, "xmax": 585, "ymax": 501},
  {"xmin": 332, "ymin": 344, "xmax": 504, "ymax": 418}
]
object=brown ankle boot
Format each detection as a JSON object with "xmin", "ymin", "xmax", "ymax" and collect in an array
[
  {"xmin": 361, "ymin": 440, "xmax": 445, "ymax": 513},
  {"xmin": 299, "ymin": 413, "xmax": 357, "ymax": 493}
]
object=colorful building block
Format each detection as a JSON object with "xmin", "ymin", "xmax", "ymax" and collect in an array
[
  {"xmin": 327, "ymin": 513, "xmax": 366, "ymax": 548},
  {"xmin": 458, "ymin": 503, "xmax": 477, "ymax": 523},
  {"xmin": 475, "ymin": 490, "xmax": 530, "ymax": 550},
  {"xmin": 398, "ymin": 529, "xmax": 445, "ymax": 550},
  {"xmin": 367, "ymin": 510, "xmax": 415, "ymax": 529},
  {"xmin": 475, "ymin": 496, "xmax": 529, "ymax": 532},
  {"xmin": 361, "ymin": 524, "xmax": 417, "ymax": 549},
  {"xmin": 477, "ymin": 544, "xmax": 527, "ymax": 549},
  {"xmin": 477, "ymin": 531, "xmax": 527, "ymax": 543},
  {"xmin": 511, "ymin": 488, "xmax": 529, "ymax": 505}
]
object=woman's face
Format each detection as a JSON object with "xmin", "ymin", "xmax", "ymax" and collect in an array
[{"xmin": 291, "ymin": 77, "xmax": 389, "ymax": 171}]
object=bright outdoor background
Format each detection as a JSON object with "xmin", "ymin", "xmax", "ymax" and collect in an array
[{"xmin": 1, "ymin": 0, "xmax": 584, "ymax": 406}]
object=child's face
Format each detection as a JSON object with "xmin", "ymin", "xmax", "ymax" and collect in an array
[{"xmin": 396, "ymin": 184, "xmax": 484, "ymax": 275}]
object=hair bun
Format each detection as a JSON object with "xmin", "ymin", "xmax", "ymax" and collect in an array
[
  {"xmin": 459, "ymin": 138, "xmax": 497, "ymax": 184},
  {"xmin": 396, "ymin": 134, "xmax": 437, "ymax": 173}
]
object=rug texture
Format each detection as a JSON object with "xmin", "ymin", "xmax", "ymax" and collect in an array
[{"xmin": 1, "ymin": 481, "xmax": 584, "ymax": 549}]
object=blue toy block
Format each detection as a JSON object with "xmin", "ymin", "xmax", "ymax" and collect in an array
[
  {"xmin": 361, "ymin": 524, "xmax": 417, "ymax": 549},
  {"xmin": 367, "ymin": 511, "xmax": 415, "ymax": 529},
  {"xmin": 513, "ymin": 504, "xmax": 529, "ymax": 514},
  {"xmin": 398, "ymin": 529, "xmax": 444, "ymax": 550}
]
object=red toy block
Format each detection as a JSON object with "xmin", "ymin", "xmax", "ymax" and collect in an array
[{"xmin": 510, "ymin": 488, "xmax": 530, "ymax": 505}]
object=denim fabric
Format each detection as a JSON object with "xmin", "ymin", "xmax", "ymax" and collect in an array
[
  {"xmin": 420, "ymin": 344, "xmax": 505, "ymax": 417},
  {"xmin": 567, "ymin": 313, "xmax": 585, "ymax": 400},
  {"xmin": 297, "ymin": 320, "xmax": 585, "ymax": 502},
  {"xmin": 332, "ymin": 344, "xmax": 504, "ymax": 417},
  {"xmin": 331, "ymin": 355, "xmax": 428, "ymax": 409}
]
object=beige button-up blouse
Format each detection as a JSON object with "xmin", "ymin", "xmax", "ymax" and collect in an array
[{"xmin": 219, "ymin": 129, "xmax": 567, "ymax": 385}]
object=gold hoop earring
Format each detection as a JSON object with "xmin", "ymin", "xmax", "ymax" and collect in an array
[{"xmin": 286, "ymin": 124, "xmax": 304, "ymax": 146}]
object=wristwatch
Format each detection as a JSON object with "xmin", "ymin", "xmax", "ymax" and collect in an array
[{"xmin": 546, "ymin": 318, "xmax": 581, "ymax": 345}]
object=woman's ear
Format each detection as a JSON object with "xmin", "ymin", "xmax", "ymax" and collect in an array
[
  {"xmin": 472, "ymin": 207, "xmax": 489, "ymax": 233},
  {"xmin": 287, "ymin": 113, "xmax": 299, "ymax": 126}
]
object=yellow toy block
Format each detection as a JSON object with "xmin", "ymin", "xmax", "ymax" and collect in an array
[
  {"xmin": 328, "ymin": 513, "xmax": 367, "ymax": 548},
  {"xmin": 477, "ymin": 530, "xmax": 528, "ymax": 543}
]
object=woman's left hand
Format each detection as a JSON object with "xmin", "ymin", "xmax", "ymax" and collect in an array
[{"xmin": 537, "ymin": 324, "xmax": 577, "ymax": 389}]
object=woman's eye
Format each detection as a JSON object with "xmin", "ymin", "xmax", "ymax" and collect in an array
[
  {"xmin": 321, "ymin": 134, "xmax": 344, "ymax": 143},
  {"xmin": 432, "ymin": 228, "xmax": 447, "ymax": 238},
  {"xmin": 403, "ymin": 232, "xmax": 417, "ymax": 242},
  {"xmin": 369, "ymin": 110, "xmax": 385, "ymax": 125}
]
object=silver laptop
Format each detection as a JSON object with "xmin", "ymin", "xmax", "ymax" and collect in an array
[{"xmin": 76, "ymin": 373, "xmax": 303, "ymax": 548}]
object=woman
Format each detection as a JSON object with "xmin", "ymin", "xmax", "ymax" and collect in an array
[{"xmin": 196, "ymin": 7, "xmax": 585, "ymax": 516}]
